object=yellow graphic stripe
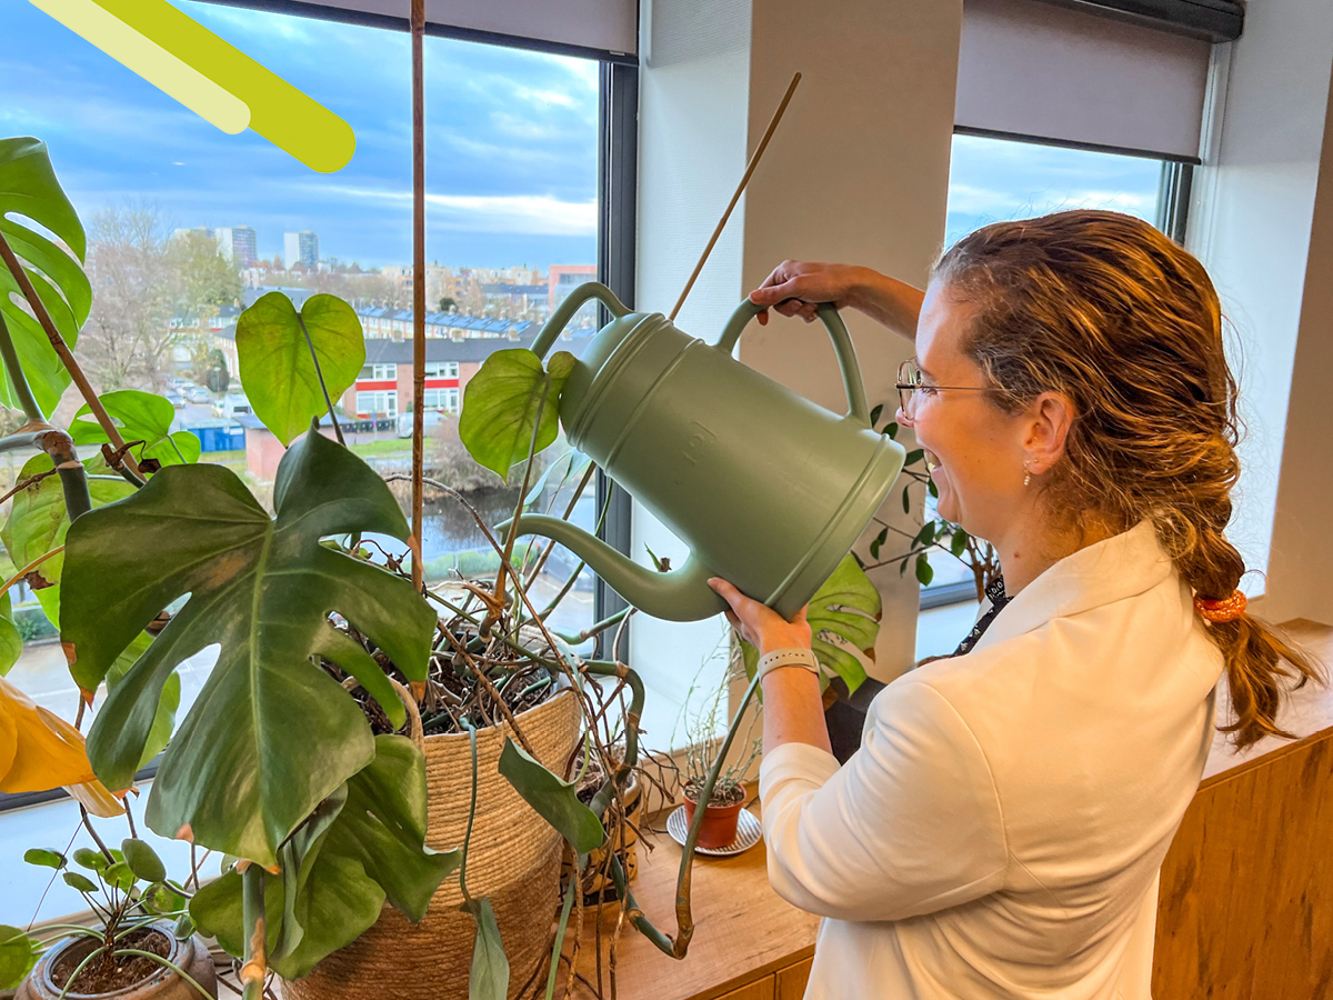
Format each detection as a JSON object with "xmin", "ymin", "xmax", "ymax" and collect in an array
[
  {"xmin": 30, "ymin": 0, "xmax": 251, "ymax": 134},
  {"xmin": 28, "ymin": 0, "xmax": 356, "ymax": 173}
]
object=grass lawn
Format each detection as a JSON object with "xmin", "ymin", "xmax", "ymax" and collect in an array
[{"xmin": 348, "ymin": 438, "xmax": 413, "ymax": 458}]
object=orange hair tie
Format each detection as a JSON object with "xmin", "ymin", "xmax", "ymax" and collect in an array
[{"xmin": 1194, "ymin": 590, "xmax": 1247, "ymax": 623}]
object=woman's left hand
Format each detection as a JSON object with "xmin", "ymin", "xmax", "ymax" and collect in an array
[{"xmin": 708, "ymin": 578, "xmax": 812, "ymax": 654}]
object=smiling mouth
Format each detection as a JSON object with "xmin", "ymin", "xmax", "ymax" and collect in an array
[{"xmin": 923, "ymin": 449, "xmax": 941, "ymax": 474}]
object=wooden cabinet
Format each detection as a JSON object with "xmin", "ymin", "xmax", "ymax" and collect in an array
[
  {"xmin": 775, "ymin": 957, "xmax": 813, "ymax": 1000},
  {"xmin": 714, "ymin": 977, "xmax": 774, "ymax": 1000}
]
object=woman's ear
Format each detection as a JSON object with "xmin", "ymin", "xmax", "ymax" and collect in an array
[{"xmin": 1023, "ymin": 392, "xmax": 1075, "ymax": 474}]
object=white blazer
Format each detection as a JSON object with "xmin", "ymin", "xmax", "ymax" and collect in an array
[{"xmin": 758, "ymin": 521, "xmax": 1223, "ymax": 999}]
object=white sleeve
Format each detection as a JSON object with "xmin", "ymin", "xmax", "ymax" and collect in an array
[{"xmin": 757, "ymin": 676, "xmax": 1008, "ymax": 922}]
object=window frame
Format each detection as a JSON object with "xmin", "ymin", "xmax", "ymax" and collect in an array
[{"xmin": 0, "ymin": 0, "xmax": 637, "ymax": 815}]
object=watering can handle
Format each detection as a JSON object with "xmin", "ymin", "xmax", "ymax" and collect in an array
[
  {"xmin": 529, "ymin": 281, "xmax": 631, "ymax": 361},
  {"xmin": 714, "ymin": 298, "xmax": 872, "ymax": 426}
]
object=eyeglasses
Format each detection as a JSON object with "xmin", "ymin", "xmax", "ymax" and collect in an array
[{"xmin": 895, "ymin": 359, "xmax": 993, "ymax": 417}]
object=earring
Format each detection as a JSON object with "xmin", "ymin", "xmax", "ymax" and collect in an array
[{"xmin": 1023, "ymin": 460, "xmax": 1031, "ymax": 487}]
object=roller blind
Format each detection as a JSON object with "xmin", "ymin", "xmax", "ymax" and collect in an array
[
  {"xmin": 956, "ymin": 0, "xmax": 1214, "ymax": 161},
  {"xmin": 263, "ymin": 0, "xmax": 637, "ymax": 57}
]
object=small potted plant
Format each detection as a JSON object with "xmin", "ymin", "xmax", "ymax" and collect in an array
[
  {"xmin": 12, "ymin": 822, "xmax": 215, "ymax": 1000},
  {"xmin": 676, "ymin": 654, "xmax": 762, "ymax": 851}
]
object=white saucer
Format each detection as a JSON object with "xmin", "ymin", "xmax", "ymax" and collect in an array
[{"xmin": 665, "ymin": 804, "xmax": 762, "ymax": 857}]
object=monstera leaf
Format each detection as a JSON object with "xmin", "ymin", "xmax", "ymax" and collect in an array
[
  {"xmin": 0, "ymin": 137, "xmax": 90, "ymax": 417},
  {"xmin": 62, "ymin": 427, "xmax": 436, "ymax": 865},
  {"xmin": 459, "ymin": 349, "xmax": 576, "ymax": 482},
  {"xmin": 71, "ymin": 390, "xmax": 201, "ymax": 467},
  {"xmin": 741, "ymin": 554, "xmax": 881, "ymax": 695},
  {"xmin": 236, "ymin": 292, "xmax": 365, "ymax": 446},
  {"xmin": 190, "ymin": 736, "xmax": 459, "ymax": 979}
]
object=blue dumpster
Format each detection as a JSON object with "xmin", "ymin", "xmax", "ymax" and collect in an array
[{"xmin": 182, "ymin": 419, "xmax": 246, "ymax": 453}]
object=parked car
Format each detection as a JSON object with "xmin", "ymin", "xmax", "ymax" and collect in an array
[
  {"xmin": 165, "ymin": 390, "xmax": 185, "ymax": 408},
  {"xmin": 215, "ymin": 394, "xmax": 251, "ymax": 420},
  {"xmin": 187, "ymin": 386, "xmax": 211, "ymax": 403},
  {"xmin": 396, "ymin": 410, "xmax": 447, "ymax": 438}
]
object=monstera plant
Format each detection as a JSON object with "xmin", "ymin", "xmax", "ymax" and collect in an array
[{"xmin": 0, "ymin": 134, "xmax": 886, "ymax": 1000}]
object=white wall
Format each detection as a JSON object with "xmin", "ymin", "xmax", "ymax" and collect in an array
[
  {"xmin": 631, "ymin": 0, "xmax": 752, "ymax": 745},
  {"xmin": 1187, "ymin": 0, "xmax": 1333, "ymax": 617}
]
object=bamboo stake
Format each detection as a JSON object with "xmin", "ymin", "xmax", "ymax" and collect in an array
[
  {"xmin": 0, "ymin": 230, "xmax": 142, "ymax": 478},
  {"xmin": 668, "ymin": 72, "xmax": 802, "ymax": 322},
  {"xmin": 410, "ymin": 0, "xmax": 426, "ymax": 592}
]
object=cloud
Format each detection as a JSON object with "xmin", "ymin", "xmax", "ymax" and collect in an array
[{"xmin": 303, "ymin": 184, "xmax": 597, "ymax": 235}]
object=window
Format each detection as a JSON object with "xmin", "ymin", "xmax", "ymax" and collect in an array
[
  {"xmin": 0, "ymin": 0, "xmax": 635, "ymax": 916},
  {"xmin": 356, "ymin": 391, "xmax": 398, "ymax": 416},
  {"xmin": 422, "ymin": 387, "xmax": 459, "ymax": 412},
  {"xmin": 914, "ymin": 129, "xmax": 1191, "ymax": 658}
]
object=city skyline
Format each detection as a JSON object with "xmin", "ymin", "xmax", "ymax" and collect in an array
[{"xmin": 3, "ymin": 1, "xmax": 600, "ymax": 272}]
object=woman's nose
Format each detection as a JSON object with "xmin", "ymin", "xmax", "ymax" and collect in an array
[{"xmin": 896, "ymin": 405, "xmax": 914, "ymax": 428}]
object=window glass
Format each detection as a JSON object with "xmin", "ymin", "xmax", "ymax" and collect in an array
[{"xmin": 0, "ymin": 0, "xmax": 603, "ymax": 917}]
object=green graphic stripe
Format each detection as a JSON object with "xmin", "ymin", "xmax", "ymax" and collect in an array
[
  {"xmin": 42, "ymin": 0, "xmax": 356, "ymax": 173},
  {"xmin": 31, "ymin": 0, "xmax": 252, "ymax": 134}
]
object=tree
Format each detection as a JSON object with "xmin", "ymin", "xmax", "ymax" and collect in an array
[
  {"xmin": 438, "ymin": 296, "xmax": 456, "ymax": 312},
  {"xmin": 168, "ymin": 230, "xmax": 243, "ymax": 317},
  {"xmin": 80, "ymin": 204, "xmax": 177, "ymax": 390}
]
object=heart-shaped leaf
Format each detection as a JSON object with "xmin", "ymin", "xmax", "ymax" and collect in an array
[
  {"xmin": 0, "ymin": 137, "xmax": 90, "ymax": 417},
  {"xmin": 741, "ymin": 554, "xmax": 881, "ymax": 695},
  {"xmin": 71, "ymin": 390, "xmax": 199, "ymax": 467},
  {"xmin": 2, "ymin": 453, "xmax": 135, "ymax": 588},
  {"xmin": 63, "ymin": 428, "xmax": 436, "ymax": 864},
  {"xmin": 236, "ymin": 292, "xmax": 366, "ymax": 446},
  {"xmin": 498, "ymin": 737, "xmax": 604, "ymax": 855},
  {"xmin": 459, "ymin": 349, "xmax": 576, "ymax": 483}
]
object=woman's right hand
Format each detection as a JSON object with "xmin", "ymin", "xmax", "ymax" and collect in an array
[{"xmin": 748, "ymin": 261, "xmax": 871, "ymax": 326}]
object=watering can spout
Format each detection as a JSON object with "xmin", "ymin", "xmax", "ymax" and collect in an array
[{"xmin": 497, "ymin": 514, "xmax": 727, "ymax": 622}]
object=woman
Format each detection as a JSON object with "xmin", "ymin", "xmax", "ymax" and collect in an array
[{"xmin": 707, "ymin": 211, "xmax": 1320, "ymax": 999}]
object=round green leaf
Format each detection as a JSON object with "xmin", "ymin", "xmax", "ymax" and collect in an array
[
  {"xmin": 104, "ymin": 861, "xmax": 136, "ymax": 892},
  {"xmin": 24, "ymin": 848, "xmax": 65, "ymax": 869},
  {"xmin": 63, "ymin": 871, "xmax": 98, "ymax": 893},
  {"xmin": 122, "ymin": 838, "xmax": 167, "ymax": 883},
  {"xmin": 73, "ymin": 847, "xmax": 109, "ymax": 872},
  {"xmin": 459, "ymin": 349, "xmax": 576, "ymax": 483},
  {"xmin": 0, "ymin": 592, "xmax": 22, "ymax": 677},
  {"xmin": 236, "ymin": 292, "xmax": 366, "ymax": 446},
  {"xmin": 144, "ymin": 881, "xmax": 187, "ymax": 915},
  {"xmin": 950, "ymin": 528, "xmax": 969, "ymax": 557},
  {"xmin": 0, "ymin": 925, "xmax": 37, "ymax": 991}
]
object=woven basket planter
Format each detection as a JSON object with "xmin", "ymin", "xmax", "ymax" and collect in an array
[{"xmin": 283, "ymin": 683, "xmax": 583, "ymax": 1000}]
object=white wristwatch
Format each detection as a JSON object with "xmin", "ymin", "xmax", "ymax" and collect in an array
[{"xmin": 755, "ymin": 647, "xmax": 821, "ymax": 682}]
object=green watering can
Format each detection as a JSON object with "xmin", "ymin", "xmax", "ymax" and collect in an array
[{"xmin": 506, "ymin": 281, "xmax": 906, "ymax": 622}]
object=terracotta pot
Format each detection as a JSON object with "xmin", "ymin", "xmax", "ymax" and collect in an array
[
  {"xmin": 17, "ymin": 923, "xmax": 216, "ymax": 1000},
  {"xmin": 682, "ymin": 790, "xmax": 745, "ymax": 850}
]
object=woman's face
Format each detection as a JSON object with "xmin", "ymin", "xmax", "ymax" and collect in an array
[{"xmin": 898, "ymin": 281, "xmax": 1033, "ymax": 544}]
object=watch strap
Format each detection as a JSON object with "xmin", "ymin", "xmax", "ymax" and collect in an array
[{"xmin": 755, "ymin": 646, "xmax": 821, "ymax": 682}]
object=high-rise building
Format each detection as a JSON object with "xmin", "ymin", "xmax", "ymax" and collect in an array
[
  {"xmin": 216, "ymin": 226, "xmax": 258, "ymax": 267},
  {"xmin": 284, "ymin": 230, "xmax": 319, "ymax": 269}
]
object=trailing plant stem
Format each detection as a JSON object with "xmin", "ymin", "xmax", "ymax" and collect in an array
[
  {"xmin": 240, "ymin": 864, "xmax": 266, "ymax": 1000},
  {"xmin": 0, "ymin": 312, "xmax": 42, "ymax": 420}
]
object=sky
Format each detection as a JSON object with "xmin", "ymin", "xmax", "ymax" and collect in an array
[
  {"xmin": 1, "ymin": 0, "xmax": 601, "ymax": 271},
  {"xmin": 2, "ymin": 2, "xmax": 1165, "ymax": 274}
]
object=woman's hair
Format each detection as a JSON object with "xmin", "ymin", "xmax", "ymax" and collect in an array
[{"xmin": 934, "ymin": 209, "xmax": 1321, "ymax": 749}]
